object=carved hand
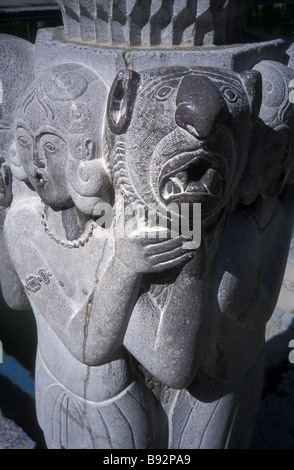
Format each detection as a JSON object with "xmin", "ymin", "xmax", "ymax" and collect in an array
[{"xmin": 116, "ymin": 228, "xmax": 195, "ymax": 274}]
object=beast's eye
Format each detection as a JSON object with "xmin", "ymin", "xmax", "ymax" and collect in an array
[
  {"xmin": 18, "ymin": 136, "xmax": 29, "ymax": 148},
  {"xmin": 223, "ymin": 88, "xmax": 239, "ymax": 103},
  {"xmin": 43, "ymin": 142, "xmax": 57, "ymax": 154},
  {"xmin": 156, "ymin": 86, "xmax": 175, "ymax": 101}
]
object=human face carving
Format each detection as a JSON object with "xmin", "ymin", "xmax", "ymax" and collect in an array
[{"xmin": 16, "ymin": 124, "xmax": 72, "ymax": 210}]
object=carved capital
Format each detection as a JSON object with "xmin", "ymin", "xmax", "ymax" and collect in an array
[{"xmin": 55, "ymin": 0, "xmax": 254, "ymax": 46}]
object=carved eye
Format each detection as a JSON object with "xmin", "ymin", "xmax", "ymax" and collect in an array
[
  {"xmin": 156, "ymin": 86, "xmax": 175, "ymax": 101},
  {"xmin": 223, "ymin": 87, "xmax": 239, "ymax": 103},
  {"xmin": 43, "ymin": 142, "xmax": 57, "ymax": 154},
  {"xmin": 74, "ymin": 145, "xmax": 83, "ymax": 158},
  {"xmin": 18, "ymin": 136, "xmax": 29, "ymax": 148}
]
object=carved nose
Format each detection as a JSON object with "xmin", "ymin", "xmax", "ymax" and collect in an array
[
  {"xmin": 33, "ymin": 147, "xmax": 45, "ymax": 168},
  {"xmin": 175, "ymin": 74, "xmax": 226, "ymax": 140}
]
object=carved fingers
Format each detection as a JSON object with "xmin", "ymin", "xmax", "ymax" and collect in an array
[
  {"xmin": 116, "ymin": 229, "xmax": 195, "ymax": 274},
  {"xmin": 144, "ymin": 238, "xmax": 195, "ymax": 272}
]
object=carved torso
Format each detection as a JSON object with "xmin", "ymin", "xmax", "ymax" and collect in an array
[{"xmin": 3, "ymin": 187, "xmax": 128, "ymax": 401}]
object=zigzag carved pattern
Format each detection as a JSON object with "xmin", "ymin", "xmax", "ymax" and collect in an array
[{"xmin": 56, "ymin": 0, "xmax": 253, "ymax": 46}]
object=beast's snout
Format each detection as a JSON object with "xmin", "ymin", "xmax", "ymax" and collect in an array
[{"xmin": 175, "ymin": 74, "xmax": 226, "ymax": 140}]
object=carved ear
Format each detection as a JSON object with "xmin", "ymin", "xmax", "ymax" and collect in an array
[
  {"xmin": 67, "ymin": 159, "xmax": 113, "ymax": 216},
  {"xmin": 68, "ymin": 159, "xmax": 111, "ymax": 197},
  {"xmin": 84, "ymin": 138, "xmax": 95, "ymax": 159},
  {"xmin": 8, "ymin": 142, "xmax": 29, "ymax": 182},
  {"xmin": 239, "ymin": 70, "xmax": 262, "ymax": 122},
  {"xmin": 107, "ymin": 70, "xmax": 140, "ymax": 135}
]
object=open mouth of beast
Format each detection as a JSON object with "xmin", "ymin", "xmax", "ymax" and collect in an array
[{"xmin": 159, "ymin": 151, "xmax": 226, "ymax": 205}]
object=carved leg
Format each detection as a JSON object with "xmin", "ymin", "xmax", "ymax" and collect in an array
[
  {"xmin": 35, "ymin": 351, "xmax": 165, "ymax": 449},
  {"xmin": 168, "ymin": 349, "xmax": 265, "ymax": 449}
]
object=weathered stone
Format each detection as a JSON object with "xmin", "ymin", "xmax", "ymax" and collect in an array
[
  {"xmin": 0, "ymin": 34, "xmax": 34, "ymax": 309},
  {"xmin": 56, "ymin": 0, "xmax": 254, "ymax": 46},
  {"xmin": 35, "ymin": 27, "xmax": 285, "ymax": 86},
  {"xmin": 0, "ymin": 34, "xmax": 35, "ymax": 208},
  {"xmin": 0, "ymin": 0, "xmax": 294, "ymax": 450}
]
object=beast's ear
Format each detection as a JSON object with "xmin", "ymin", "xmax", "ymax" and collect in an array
[
  {"xmin": 239, "ymin": 70, "xmax": 262, "ymax": 122},
  {"xmin": 107, "ymin": 70, "xmax": 140, "ymax": 135}
]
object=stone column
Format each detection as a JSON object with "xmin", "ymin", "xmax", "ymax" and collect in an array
[
  {"xmin": 56, "ymin": 0, "xmax": 254, "ymax": 46},
  {"xmin": 1, "ymin": 0, "xmax": 294, "ymax": 450}
]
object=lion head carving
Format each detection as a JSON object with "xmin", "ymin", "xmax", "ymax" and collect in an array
[{"xmin": 107, "ymin": 65, "xmax": 262, "ymax": 221}]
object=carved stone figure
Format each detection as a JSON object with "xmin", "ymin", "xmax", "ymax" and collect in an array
[
  {"xmin": 105, "ymin": 64, "xmax": 266, "ymax": 448},
  {"xmin": 1, "ymin": 0, "xmax": 294, "ymax": 450},
  {"xmin": 0, "ymin": 34, "xmax": 34, "ymax": 310},
  {"xmin": 3, "ymin": 63, "xmax": 171, "ymax": 449},
  {"xmin": 173, "ymin": 61, "xmax": 294, "ymax": 449},
  {"xmin": 104, "ymin": 61, "xmax": 294, "ymax": 449}
]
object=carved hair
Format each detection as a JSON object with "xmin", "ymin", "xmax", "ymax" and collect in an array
[{"xmin": 13, "ymin": 63, "xmax": 112, "ymax": 215}]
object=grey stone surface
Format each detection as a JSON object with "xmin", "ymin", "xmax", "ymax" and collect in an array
[
  {"xmin": 3, "ymin": 62, "xmax": 164, "ymax": 449},
  {"xmin": 0, "ymin": 34, "xmax": 34, "ymax": 168},
  {"xmin": 0, "ymin": 409, "xmax": 35, "ymax": 449},
  {"xmin": 56, "ymin": 0, "xmax": 254, "ymax": 46},
  {"xmin": 35, "ymin": 27, "xmax": 285, "ymax": 87},
  {"xmin": 0, "ymin": 0, "xmax": 294, "ymax": 450},
  {"xmin": 0, "ymin": 34, "xmax": 34, "ymax": 310}
]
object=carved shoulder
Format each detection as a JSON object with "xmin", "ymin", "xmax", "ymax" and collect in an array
[
  {"xmin": 0, "ymin": 203, "xmax": 35, "ymax": 310},
  {"xmin": 4, "ymin": 197, "xmax": 42, "ymax": 256}
]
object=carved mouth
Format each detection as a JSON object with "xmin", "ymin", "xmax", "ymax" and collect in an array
[
  {"xmin": 34, "ymin": 171, "xmax": 47, "ymax": 188},
  {"xmin": 159, "ymin": 151, "xmax": 226, "ymax": 204}
]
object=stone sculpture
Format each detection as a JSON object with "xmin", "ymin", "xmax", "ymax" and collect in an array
[
  {"xmin": 0, "ymin": 0, "xmax": 294, "ymax": 449},
  {"xmin": 0, "ymin": 34, "xmax": 34, "ymax": 311},
  {"xmin": 55, "ymin": 0, "xmax": 253, "ymax": 46},
  {"xmin": 108, "ymin": 64, "xmax": 262, "ymax": 378},
  {"xmin": 3, "ymin": 63, "xmax": 171, "ymax": 449}
]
